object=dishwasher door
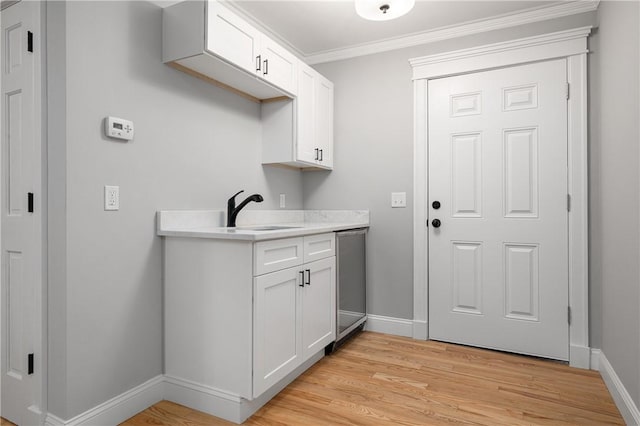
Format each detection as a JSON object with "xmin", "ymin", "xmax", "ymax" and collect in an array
[{"xmin": 336, "ymin": 228, "xmax": 367, "ymax": 343}]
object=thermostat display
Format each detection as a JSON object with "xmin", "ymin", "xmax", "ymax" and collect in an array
[{"xmin": 105, "ymin": 116, "xmax": 134, "ymax": 141}]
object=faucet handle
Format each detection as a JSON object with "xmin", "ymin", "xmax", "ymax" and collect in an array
[{"xmin": 230, "ymin": 190, "xmax": 244, "ymax": 201}]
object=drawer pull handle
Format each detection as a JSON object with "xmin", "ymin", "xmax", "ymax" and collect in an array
[
  {"xmin": 305, "ymin": 269, "xmax": 311, "ymax": 286},
  {"xmin": 299, "ymin": 270, "xmax": 305, "ymax": 287}
]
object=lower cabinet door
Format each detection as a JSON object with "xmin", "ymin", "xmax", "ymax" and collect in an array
[
  {"xmin": 253, "ymin": 267, "xmax": 302, "ymax": 398},
  {"xmin": 301, "ymin": 256, "xmax": 336, "ymax": 361}
]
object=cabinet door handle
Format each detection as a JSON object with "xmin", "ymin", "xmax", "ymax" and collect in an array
[
  {"xmin": 256, "ymin": 55, "xmax": 261, "ymax": 72},
  {"xmin": 319, "ymin": 149, "xmax": 323, "ymax": 162},
  {"xmin": 315, "ymin": 148, "xmax": 319, "ymax": 161},
  {"xmin": 263, "ymin": 59, "xmax": 268, "ymax": 75},
  {"xmin": 299, "ymin": 270, "xmax": 305, "ymax": 287},
  {"xmin": 305, "ymin": 269, "xmax": 311, "ymax": 285}
]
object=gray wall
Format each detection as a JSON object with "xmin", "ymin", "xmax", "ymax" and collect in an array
[
  {"xmin": 47, "ymin": 1, "xmax": 303, "ymax": 419},
  {"xmin": 306, "ymin": 12, "xmax": 597, "ymax": 321},
  {"xmin": 592, "ymin": 0, "xmax": 640, "ymax": 407}
]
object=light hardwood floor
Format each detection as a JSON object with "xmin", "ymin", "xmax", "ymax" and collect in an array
[{"xmin": 123, "ymin": 332, "xmax": 623, "ymax": 425}]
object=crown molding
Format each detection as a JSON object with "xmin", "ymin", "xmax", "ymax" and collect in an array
[
  {"xmin": 223, "ymin": 1, "xmax": 307, "ymax": 61},
  {"xmin": 306, "ymin": 0, "xmax": 599, "ymax": 65},
  {"xmin": 409, "ymin": 26, "xmax": 592, "ymax": 71}
]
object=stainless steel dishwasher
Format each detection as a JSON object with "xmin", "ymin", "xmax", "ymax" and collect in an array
[{"xmin": 327, "ymin": 228, "xmax": 367, "ymax": 353}]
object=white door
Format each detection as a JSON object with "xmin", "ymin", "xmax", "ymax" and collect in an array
[
  {"xmin": 1, "ymin": 1, "xmax": 43, "ymax": 423},
  {"xmin": 428, "ymin": 59, "xmax": 569, "ymax": 360},
  {"xmin": 253, "ymin": 267, "xmax": 302, "ymax": 398},
  {"xmin": 301, "ymin": 256, "xmax": 336, "ymax": 361}
]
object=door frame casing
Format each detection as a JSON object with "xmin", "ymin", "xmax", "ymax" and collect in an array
[{"xmin": 410, "ymin": 26, "xmax": 592, "ymax": 368}]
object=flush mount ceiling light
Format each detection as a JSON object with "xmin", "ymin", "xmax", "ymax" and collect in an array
[{"xmin": 355, "ymin": 0, "xmax": 415, "ymax": 21}]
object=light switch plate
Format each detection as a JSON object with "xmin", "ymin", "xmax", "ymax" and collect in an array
[
  {"xmin": 105, "ymin": 185, "xmax": 119, "ymax": 211},
  {"xmin": 391, "ymin": 192, "xmax": 406, "ymax": 208}
]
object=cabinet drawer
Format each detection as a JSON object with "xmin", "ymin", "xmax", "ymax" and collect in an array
[
  {"xmin": 254, "ymin": 237, "xmax": 303, "ymax": 276},
  {"xmin": 303, "ymin": 233, "xmax": 335, "ymax": 264}
]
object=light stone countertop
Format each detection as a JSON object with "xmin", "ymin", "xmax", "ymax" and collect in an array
[{"xmin": 156, "ymin": 210, "xmax": 369, "ymax": 241}]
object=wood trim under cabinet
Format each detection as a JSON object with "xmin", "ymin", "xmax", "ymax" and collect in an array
[
  {"xmin": 262, "ymin": 96, "xmax": 290, "ymax": 104},
  {"xmin": 168, "ymin": 61, "xmax": 262, "ymax": 104}
]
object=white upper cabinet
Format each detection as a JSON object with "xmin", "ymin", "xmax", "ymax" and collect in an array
[
  {"xmin": 296, "ymin": 65, "xmax": 318, "ymax": 164},
  {"xmin": 163, "ymin": 1, "xmax": 297, "ymax": 100},
  {"xmin": 259, "ymin": 36, "xmax": 298, "ymax": 95},
  {"xmin": 262, "ymin": 63, "xmax": 334, "ymax": 170},
  {"xmin": 206, "ymin": 1, "xmax": 261, "ymax": 75},
  {"xmin": 316, "ymin": 73, "xmax": 334, "ymax": 169},
  {"xmin": 164, "ymin": 1, "xmax": 334, "ymax": 170}
]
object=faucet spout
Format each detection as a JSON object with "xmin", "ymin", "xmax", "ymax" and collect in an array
[{"xmin": 227, "ymin": 190, "xmax": 264, "ymax": 227}]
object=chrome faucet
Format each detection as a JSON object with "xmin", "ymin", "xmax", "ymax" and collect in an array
[{"xmin": 227, "ymin": 190, "xmax": 264, "ymax": 227}]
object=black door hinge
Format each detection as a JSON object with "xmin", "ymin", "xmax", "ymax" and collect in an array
[
  {"xmin": 27, "ymin": 31, "xmax": 33, "ymax": 53},
  {"xmin": 28, "ymin": 353, "xmax": 34, "ymax": 375},
  {"xmin": 28, "ymin": 192, "xmax": 34, "ymax": 213}
]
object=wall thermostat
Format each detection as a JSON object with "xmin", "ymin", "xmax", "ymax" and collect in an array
[{"xmin": 105, "ymin": 116, "xmax": 134, "ymax": 141}]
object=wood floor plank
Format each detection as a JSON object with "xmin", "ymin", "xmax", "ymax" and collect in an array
[{"xmin": 121, "ymin": 332, "xmax": 623, "ymax": 426}]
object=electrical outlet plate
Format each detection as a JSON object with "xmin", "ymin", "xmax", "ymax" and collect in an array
[
  {"xmin": 105, "ymin": 185, "xmax": 119, "ymax": 211},
  {"xmin": 279, "ymin": 194, "xmax": 286, "ymax": 208},
  {"xmin": 391, "ymin": 192, "xmax": 406, "ymax": 208}
]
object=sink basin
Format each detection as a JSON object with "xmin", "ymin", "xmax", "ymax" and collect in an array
[{"xmin": 237, "ymin": 225, "xmax": 302, "ymax": 231}]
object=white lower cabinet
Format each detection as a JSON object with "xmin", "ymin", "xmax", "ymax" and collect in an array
[
  {"xmin": 253, "ymin": 241, "xmax": 336, "ymax": 398},
  {"xmin": 301, "ymin": 257, "xmax": 336, "ymax": 360},
  {"xmin": 253, "ymin": 267, "xmax": 301, "ymax": 398},
  {"xmin": 164, "ymin": 232, "xmax": 335, "ymax": 423},
  {"xmin": 253, "ymin": 256, "xmax": 336, "ymax": 398}
]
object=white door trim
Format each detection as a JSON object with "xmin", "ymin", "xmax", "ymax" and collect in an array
[{"xmin": 411, "ymin": 26, "xmax": 592, "ymax": 368}]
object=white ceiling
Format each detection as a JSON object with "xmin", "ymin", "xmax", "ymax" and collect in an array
[{"xmin": 227, "ymin": 0, "xmax": 566, "ymax": 56}]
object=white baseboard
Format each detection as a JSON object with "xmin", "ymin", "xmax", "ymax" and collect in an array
[
  {"xmin": 44, "ymin": 375, "xmax": 164, "ymax": 426},
  {"xmin": 598, "ymin": 351, "xmax": 640, "ymax": 425},
  {"xmin": 569, "ymin": 344, "xmax": 591, "ymax": 369},
  {"xmin": 164, "ymin": 349, "xmax": 324, "ymax": 424},
  {"xmin": 590, "ymin": 348, "xmax": 601, "ymax": 370},
  {"xmin": 412, "ymin": 319, "xmax": 428, "ymax": 340},
  {"xmin": 364, "ymin": 314, "xmax": 413, "ymax": 337},
  {"xmin": 164, "ymin": 375, "xmax": 245, "ymax": 424},
  {"xmin": 46, "ymin": 350, "xmax": 326, "ymax": 425}
]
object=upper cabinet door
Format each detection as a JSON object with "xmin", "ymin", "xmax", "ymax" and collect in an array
[
  {"xmin": 296, "ymin": 65, "xmax": 317, "ymax": 164},
  {"xmin": 316, "ymin": 75, "xmax": 334, "ymax": 168},
  {"xmin": 206, "ymin": 1, "xmax": 261, "ymax": 75},
  {"xmin": 260, "ymin": 36, "xmax": 298, "ymax": 96}
]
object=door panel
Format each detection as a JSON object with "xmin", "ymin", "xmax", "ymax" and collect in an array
[
  {"xmin": 206, "ymin": 1, "xmax": 260, "ymax": 74},
  {"xmin": 301, "ymin": 257, "xmax": 335, "ymax": 361},
  {"xmin": 451, "ymin": 242, "xmax": 482, "ymax": 315},
  {"xmin": 504, "ymin": 243, "xmax": 539, "ymax": 321},
  {"xmin": 428, "ymin": 59, "xmax": 569, "ymax": 360},
  {"xmin": 451, "ymin": 132, "xmax": 482, "ymax": 217},
  {"xmin": 504, "ymin": 127, "xmax": 538, "ymax": 217},
  {"xmin": 261, "ymin": 36, "xmax": 297, "ymax": 95},
  {"xmin": 296, "ymin": 64, "xmax": 316, "ymax": 164},
  {"xmin": 253, "ymin": 267, "xmax": 301, "ymax": 398}
]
